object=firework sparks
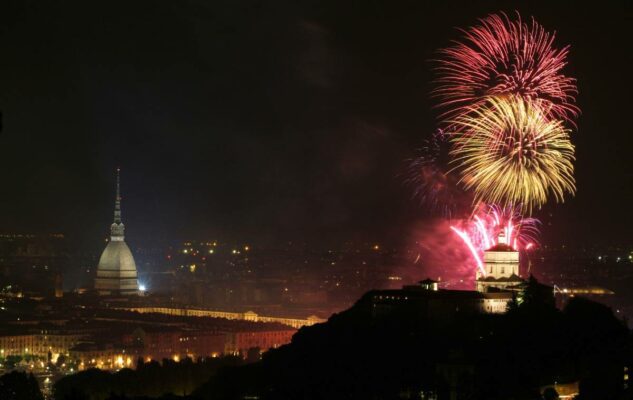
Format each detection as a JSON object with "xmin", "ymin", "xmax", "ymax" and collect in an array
[
  {"xmin": 434, "ymin": 12, "xmax": 578, "ymax": 124},
  {"xmin": 450, "ymin": 204, "xmax": 539, "ymax": 274},
  {"xmin": 405, "ymin": 130, "xmax": 472, "ymax": 218},
  {"xmin": 449, "ymin": 95, "xmax": 575, "ymax": 214},
  {"xmin": 413, "ymin": 13, "xmax": 577, "ymax": 282},
  {"xmin": 450, "ymin": 226, "xmax": 485, "ymax": 275}
]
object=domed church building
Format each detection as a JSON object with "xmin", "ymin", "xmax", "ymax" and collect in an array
[
  {"xmin": 94, "ymin": 169, "xmax": 139, "ymax": 296},
  {"xmin": 475, "ymin": 231, "xmax": 523, "ymax": 293}
]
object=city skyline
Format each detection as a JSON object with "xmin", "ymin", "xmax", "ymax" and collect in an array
[{"xmin": 1, "ymin": 2, "xmax": 632, "ymax": 399}]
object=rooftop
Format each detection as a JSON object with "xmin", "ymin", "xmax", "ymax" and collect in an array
[{"xmin": 486, "ymin": 243, "xmax": 516, "ymax": 252}]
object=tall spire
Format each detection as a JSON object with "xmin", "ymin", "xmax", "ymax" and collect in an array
[
  {"xmin": 114, "ymin": 167, "xmax": 122, "ymax": 224},
  {"xmin": 110, "ymin": 168, "xmax": 125, "ymax": 240}
]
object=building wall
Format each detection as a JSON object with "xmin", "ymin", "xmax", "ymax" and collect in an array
[
  {"xmin": 370, "ymin": 290, "xmax": 514, "ymax": 319},
  {"xmin": 481, "ymin": 298, "xmax": 511, "ymax": 314},
  {"xmin": 121, "ymin": 328, "xmax": 287, "ymax": 361},
  {"xmin": 224, "ymin": 329, "xmax": 295, "ymax": 354},
  {"xmin": 121, "ymin": 306, "xmax": 324, "ymax": 329},
  {"xmin": 131, "ymin": 331, "xmax": 226, "ymax": 360},
  {"xmin": 481, "ymin": 251, "xmax": 519, "ymax": 278},
  {"xmin": 177, "ymin": 333, "xmax": 225, "ymax": 358},
  {"xmin": 0, "ymin": 334, "xmax": 83, "ymax": 358},
  {"xmin": 71, "ymin": 348, "xmax": 134, "ymax": 371},
  {"xmin": 476, "ymin": 280, "xmax": 521, "ymax": 293}
]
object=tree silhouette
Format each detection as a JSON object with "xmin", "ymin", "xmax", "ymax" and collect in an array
[{"xmin": 0, "ymin": 371, "xmax": 44, "ymax": 400}]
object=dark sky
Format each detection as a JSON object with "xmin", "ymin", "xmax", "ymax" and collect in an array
[{"xmin": 0, "ymin": 0, "xmax": 631, "ymax": 248}]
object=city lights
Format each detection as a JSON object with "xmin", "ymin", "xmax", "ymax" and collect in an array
[{"xmin": 0, "ymin": 4, "xmax": 627, "ymax": 400}]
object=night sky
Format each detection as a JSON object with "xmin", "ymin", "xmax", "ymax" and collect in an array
[{"xmin": 0, "ymin": 0, "xmax": 631, "ymax": 248}]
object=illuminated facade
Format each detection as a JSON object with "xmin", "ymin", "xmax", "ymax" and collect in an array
[
  {"xmin": 224, "ymin": 329, "xmax": 295, "ymax": 355},
  {"xmin": 121, "ymin": 328, "xmax": 226, "ymax": 361},
  {"xmin": 0, "ymin": 334, "xmax": 83, "ymax": 358},
  {"xmin": 94, "ymin": 169, "xmax": 139, "ymax": 295},
  {"xmin": 70, "ymin": 343, "xmax": 133, "ymax": 371},
  {"xmin": 370, "ymin": 279, "xmax": 514, "ymax": 318},
  {"xmin": 121, "ymin": 306, "xmax": 324, "ymax": 329},
  {"xmin": 476, "ymin": 232, "xmax": 523, "ymax": 293},
  {"xmin": 71, "ymin": 326, "xmax": 296, "ymax": 369}
]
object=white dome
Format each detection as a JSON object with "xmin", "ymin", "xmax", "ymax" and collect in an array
[
  {"xmin": 95, "ymin": 240, "xmax": 139, "ymax": 295},
  {"xmin": 94, "ymin": 169, "xmax": 139, "ymax": 295}
]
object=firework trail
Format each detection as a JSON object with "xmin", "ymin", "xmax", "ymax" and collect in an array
[
  {"xmin": 434, "ymin": 12, "xmax": 578, "ymax": 125},
  {"xmin": 449, "ymin": 95, "xmax": 575, "ymax": 214},
  {"xmin": 450, "ymin": 204, "xmax": 539, "ymax": 275},
  {"xmin": 450, "ymin": 226, "xmax": 485, "ymax": 275}
]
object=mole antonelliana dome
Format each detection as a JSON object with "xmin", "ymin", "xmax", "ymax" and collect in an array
[{"xmin": 94, "ymin": 169, "xmax": 139, "ymax": 295}]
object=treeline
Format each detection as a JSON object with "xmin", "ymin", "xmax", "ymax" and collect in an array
[
  {"xmin": 0, "ymin": 371, "xmax": 44, "ymax": 400},
  {"xmin": 54, "ymin": 356, "xmax": 241, "ymax": 400}
]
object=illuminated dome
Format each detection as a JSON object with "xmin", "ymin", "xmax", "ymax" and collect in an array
[
  {"xmin": 95, "ymin": 240, "xmax": 139, "ymax": 294},
  {"xmin": 94, "ymin": 169, "xmax": 139, "ymax": 295}
]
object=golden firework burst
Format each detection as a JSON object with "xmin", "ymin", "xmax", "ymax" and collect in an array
[{"xmin": 450, "ymin": 95, "xmax": 575, "ymax": 213}]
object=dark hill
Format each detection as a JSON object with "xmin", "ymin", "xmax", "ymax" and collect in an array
[{"xmin": 194, "ymin": 283, "xmax": 632, "ymax": 400}]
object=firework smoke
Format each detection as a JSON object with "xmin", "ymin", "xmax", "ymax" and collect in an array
[
  {"xmin": 450, "ymin": 203, "xmax": 539, "ymax": 275},
  {"xmin": 407, "ymin": 218, "xmax": 480, "ymax": 289}
]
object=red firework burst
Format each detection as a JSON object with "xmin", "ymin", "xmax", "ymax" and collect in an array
[
  {"xmin": 434, "ymin": 12, "xmax": 579, "ymax": 124},
  {"xmin": 450, "ymin": 203, "xmax": 539, "ymax": 275}
]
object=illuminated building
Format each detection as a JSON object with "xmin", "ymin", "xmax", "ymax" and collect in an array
[
  {"xmin": 369, "ymin": 279, "xmax": 514, "ymax": 318},
  {"xmin": 69, "ymin": 342, "xmax": 132, "ymax": 371},
  {"xmin": 69, "ymin": 325, "xmax": 296, "ymax": 368},
  {"xmin": 476, "ymin": 231, "xmax": 523, "ymax": 293},
  {"xmin": 94, "ymin": 169, "xmax": 139, "ymax": 295},
  {"xmin": 0, "ymin": 334, "xmax": 83, "ymax": 358},
  {"xmin": 119, "ymin": 325, "xmax": 295, "ymax": 361},
  {"xmin": 419, "ymin": 278, "xmax": 438, "ymax": 291},
  {"xmin": 121, "ymin": 328, "xmax": 226, "ymax": 361},
  {"xmin": 120, "ymin": 306, "xmax": 324, "ymax": 329},
  {"xmin": 224, "ymin": 328, "xmax": 295, "ymax": 355},
  {"xmin": 540, "ymin": 381, "xmax": 579, "ymax": 399}
]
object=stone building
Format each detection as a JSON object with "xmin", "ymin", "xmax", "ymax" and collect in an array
[{"xmin": 476, "ymin": 232, "xmax": 524, "ymax": 293}]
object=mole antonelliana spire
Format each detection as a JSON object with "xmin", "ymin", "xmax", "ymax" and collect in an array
[
  {"xmin": 111, "ymin": 168, "xmax": 125, "ymax": 239},
  {"xmin": 94, "ymin": 168, "xmax": 139, "ymax": 295}
]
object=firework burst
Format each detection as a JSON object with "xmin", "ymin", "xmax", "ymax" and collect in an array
[
  {"xmin": 451, "ymin": 203, "xmax": 539, "ymax": 275},
  {"xmin": 434, "ymin": 12, "xmax": 578, "ymax": 124},
  {"xmin": 450, "ymin": 95, "xmax": 575, "ymax": 214},
  {"xmin": 405, "ymin": 130, "xmax": 471, "ymax": 217}
]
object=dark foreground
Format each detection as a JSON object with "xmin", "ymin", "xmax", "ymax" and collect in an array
[{"xmin": 5, "ymin": 279, "xmax": 632, "ymax": 400}]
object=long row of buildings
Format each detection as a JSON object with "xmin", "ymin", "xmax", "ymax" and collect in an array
[
  {"xmin": 119, "ymin": 306, "xmax": 323, "ymax": 329},
  {"xmin": 0, "ymin": 300, "xmax": 298, "ymax": 375},
  {"xmin": 69, "ymin": 322, "xmax": 296, "ymax": 370}
]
